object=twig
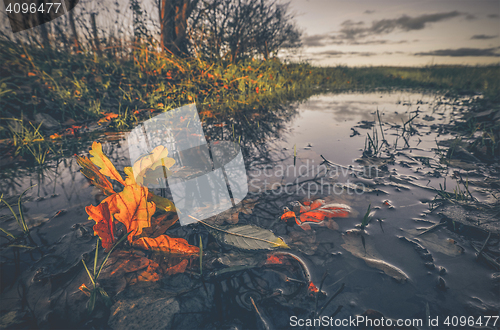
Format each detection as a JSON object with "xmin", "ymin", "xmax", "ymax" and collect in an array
[
  {"xmin": 416, "ymin": 221, "xmax": 445, "ymax": 236},
  {"xmin": 475, "ymin": 232, "xmax": 491, "ymax": 260},
  {"xmin": 317, "ymin": 283, "xmax": 345, "ymax": 317}
]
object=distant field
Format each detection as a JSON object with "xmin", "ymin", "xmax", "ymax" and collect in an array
[{"xmin": 1, "ymin": 39, "xmax": 498, "ymax": 135}]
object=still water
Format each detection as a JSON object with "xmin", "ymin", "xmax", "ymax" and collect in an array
[{"xmin": 0, "ymin": 91, "xmax": 498, "ymax": 329}]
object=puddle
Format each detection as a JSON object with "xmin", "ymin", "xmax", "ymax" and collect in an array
[{"xmin": 1, "ymin": 91, "xmax": 499, "ymax": 329}]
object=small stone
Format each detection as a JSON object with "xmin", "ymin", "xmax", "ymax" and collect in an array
[
  {"xmin": 437, "ymin": 277, "xmax": 447, "ymax": 291},
  {"xmin": 424, "ymin": 262, "xmax": 435, "ymax": 270},
  {"xmin": 438, "ymin": 266, "xmax": 447, "ymax": 276}
]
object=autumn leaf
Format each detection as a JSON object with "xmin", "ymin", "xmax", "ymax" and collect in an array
[
  {"xmin": 86, "ymin": 201, "xmax": 115, "ymax": 250},
  {"xmin": 135, "ymin": 260, "xmax": 161, "ymax": 282},
  {"xmin": 147, "ymin": 191, "xmax": 176, "ymax": 213},
  {"xmin": 164, "ymin": 259, "xmax": 189, "ymax": 275},
  {"xmin": 308, "ymin": 282, "xmax": 319, "ymax": 293},
  {"xmin": 107, "ymin": 184, "xmax": 156, "ymax": 242},
  {"xmin": 131, "ymin": 145, "xmax": 175, "ymax": 186},
  {"xmin": 77, "ymin": 155, "xmax": 115, "ymax": 196},
  {"xmin": 124, "ymin": 167, "xmax": 136, "ymax": 186},
  {"xmin": 89, "ymin": 142, "xmax": 126, "ymax": 185},
  {"xmin": 310, "ymin": 199, "xmax": 325, "ymax": 210},
  {"xmin": 98, "ymin": 113, "xmax": 119, "ymax": 124},
  {"xmin": 319, "ymin": 203, "xmax": 351, "ymax": 217},
  {"xmin": 300, "ymin": 210, "xmax": 327, "ymax": 223},
  {"xmin": 281, "ymin": 210, "xmax": 297, "ymax": 223},
  {"xmin": 140, "ymin": 213, "xmax": 179, "ymax": 238},
  {"xmin": 298, "ymin": 202, "xmax": 351, "ymax": 223},
  {"xmin": 132, "ymin": 235, "xmax": 200, "ymax": 254},
  {"xmin": 108, "ymin": 251, "xmax": 151, "ymax": 276}
]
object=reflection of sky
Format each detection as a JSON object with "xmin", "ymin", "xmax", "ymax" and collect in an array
[{"xmin": 286, "ymin": 0, "xmax": 500, "ymax": 66}]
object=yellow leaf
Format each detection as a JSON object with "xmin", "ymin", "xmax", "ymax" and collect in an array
[
  {"xmin": 124, "ymin": 167, "xmax": 136, "ymax": 186},
  {"xmin": 77, "ymin": 155, "xmax": 116, "ymax": 196},
  {"xmin": 89, "ymin": 142, "xmax": 126, "ymax": 185},
  {"xmin": 106, "ymin": 184, "xmax": 156, "ymax": 242},
  {"xmin": 131, "ymin": 145, "xmax": 175, "ymax": 186},
  {"xmin": 148, "ymin": 191, "xmax": 176, "ymax": 213}
]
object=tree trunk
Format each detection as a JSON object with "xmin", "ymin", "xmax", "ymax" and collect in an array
[
  {"xmin": 90, "ymin": 13, "xmax": 102, "ymax": 56},
  {"xmin": 68, "ymin": 0, "xmax": 81, "ymax": 52},
  {"xmin": 160, "ymin": 0, "xmax": 198, "ymax": 56}
]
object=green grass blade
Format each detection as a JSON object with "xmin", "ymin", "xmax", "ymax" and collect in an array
[
  {"xmin": 82, "ymin": 259, "xmax": 96, "ymax": 287},
  {"xmin": 94, "ymin": 237, "xmax": 99, "ymax": 278},
  {"xmin": 96, "ymin": 233, "xmax": 129, "ymax": 280},
  {"xmin": 18, "ymin": 185, "xmax": 36, "ymax": 233},
  {"xmin": 0, "ymin": 227, "xmax": 16, "ymax": 239}
]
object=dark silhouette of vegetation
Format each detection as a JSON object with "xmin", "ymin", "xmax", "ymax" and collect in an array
[{"xmin": 190, "ymin": 0, "xmax": 301, "ymax": 61}]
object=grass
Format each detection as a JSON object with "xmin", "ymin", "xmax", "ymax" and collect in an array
[
  {"xmin": 433, "ymin": 177, "xmax": 475, "ymax": 203},
  {"xmin": 81, "ymin": 234, "xmax": 128, "ymax": 314},
  {"xmin": 1, "ymin": 39, "xmax": 499, "ymax": 126},
  {"xmin": 0, "ymin": 186, "xmax": 37, "ymax": 247},
  {"xmin": 0, "ymin": 38, "xmax": 499, "ymax": 168},
  {"xmin": 4, "ymin": 118, "xmax": 57, "ymax": 165}
]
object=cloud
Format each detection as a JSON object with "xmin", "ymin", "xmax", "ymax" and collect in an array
[
  {"xmin": 364, "ymin": 10, "xmax": 375, "ymax": 14},
  {"xmin": 338, "ymin": 11, "xmax": 462, "ymax": 40},
  {"xmin": 415, "ymin": 47, "xmax": 500, "ymax": 57},
  {"xmin": 487, "ymin": 14, "xmax": 499, "ymax": 19},
  {"xmin": 471, "ymin": 34, "xmax": 498, "ymax": 40},
  {"xmin": 302, "ymin": 33, "xmax": 408, "ymax": 47},
  {"xmin": 302, "ymin": 34, "xmax": 330, "ymax": 47},
  {"xmin": 314, "ymin": 50, "xmax": 377, "ymax": 58},
  {"xmin": 465, "ymin": 14, "xmax": 476, "ymax": 20}
]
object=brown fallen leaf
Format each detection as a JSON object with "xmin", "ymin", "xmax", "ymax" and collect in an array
[
  {"xmin": 342, "ymin": 230, "xmax": 408, "ymax": 282},
  {"xmin": 404, "ymin": 229, "xmax": 464, "ymax": 257},
  {"xmin": 132, "ymin": 235, "xmax": 200, "ymax": 254},
  {"xmin": 140, "ymin": 213, "xmax": 179, "ymax": 238}
]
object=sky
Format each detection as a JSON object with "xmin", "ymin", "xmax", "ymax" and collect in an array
[{"xmin": 285, "ymin": 0, "xmax": 500, "ymax": 66}]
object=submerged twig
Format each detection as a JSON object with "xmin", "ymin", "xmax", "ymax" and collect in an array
[
  {"xmin": 416, "ymin": 221, "xmax": 446, "ymax": 236},
  {"xmin": 475, "ymin": 232, "xmax": 491, "ymax": 260},
  {"xmin": 317, "ymin": 283, "xmax": 345, "ymax": 317}
]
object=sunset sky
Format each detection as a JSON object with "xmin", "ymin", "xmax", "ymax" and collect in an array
[{"xmin": 286, "ymin": 0, "xmax": 500, "ymax": 66}]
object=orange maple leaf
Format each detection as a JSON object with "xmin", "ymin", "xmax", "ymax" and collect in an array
[
  {"xmin": 89, "ymin": 142, "xmax": 126, "ymax": 185},
  {"xmin": 132, "ymin": 235, "xmax": 199, "ymax": 254},
  {"xmin": 86, "ymin": 201, "xmax": 115, "ymax": 250},
  {"xmin": 106, "ymin": 184, "xmax": 156, "ymax": 242},
  {"xmin": 76, "ymin": 155, "xmax": 115, "ymax": 196}
]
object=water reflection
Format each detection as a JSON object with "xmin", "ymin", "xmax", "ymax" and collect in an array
[{"xmin": 0, "ymin": 91, "xmax": 498, "ymax": 328}]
